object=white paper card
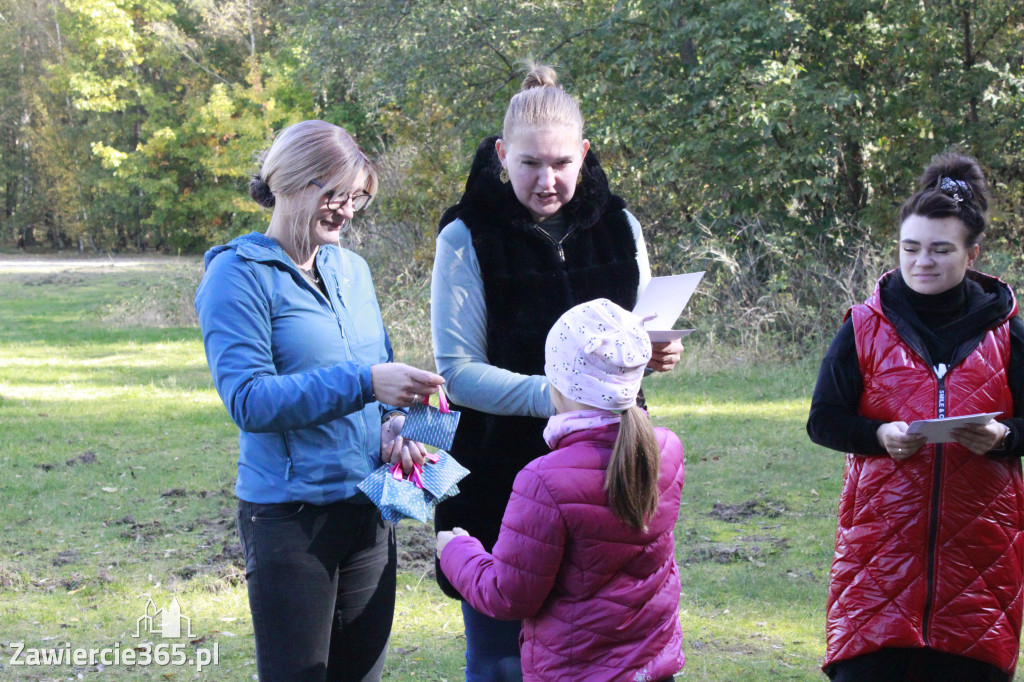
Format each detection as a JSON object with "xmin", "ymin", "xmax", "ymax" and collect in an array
[
  {"xmin": 906, "ymin": 412, "xmax": 1002, "ymax": 444},
  {"xmin": 632, "ymin": 272, "xmax": 705, "ymax": 340},
  {"xmin": 647, "ymin": 329, "xmax": 696, "ymax": 342}
]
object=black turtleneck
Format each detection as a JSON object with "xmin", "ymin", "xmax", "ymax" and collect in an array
[
  {"xmin": 883, "ymin": 274, "xmax": 968, "ymax": 367},
  {"xmin": 807, "ymin": 271, "xmax": 1024, "ymax": 456},
  {"xmin": 904, "ymin": 278, "xmax": 967, "ymax": 323}
]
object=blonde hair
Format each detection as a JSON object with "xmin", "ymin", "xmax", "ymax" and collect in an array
[
  {"xmin": 605, "ymin": 406, "xmax": 661, "ymax": 529},
  {"xmin": 249, "ymin": 120, "xmax": 378, "ymax": 252},
  {"xmin": 501, "ymin": 62, "xmax": 584, "ymax": 142}
]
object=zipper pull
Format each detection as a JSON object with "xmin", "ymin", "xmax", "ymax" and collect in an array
[{"xmin": 557, "ymin": 244, "xmax": 565, "ymax": 262}]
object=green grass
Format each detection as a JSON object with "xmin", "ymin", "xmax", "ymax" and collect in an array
[
  {"xmin": 644, "ymin": 363, "xmax": 837, "ymax": 679},
  {"xmin": 0, "ymin": 255, "xmax": 848, "ymax": 680}
]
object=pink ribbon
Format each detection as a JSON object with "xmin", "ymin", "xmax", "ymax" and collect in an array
[
  {"xmin": 389, "ymin": 461, "xmax": 426, "ymax": 489},
  {"xmin": 420, "ymin": 387, "xmax": 451, "ymax": 414}
]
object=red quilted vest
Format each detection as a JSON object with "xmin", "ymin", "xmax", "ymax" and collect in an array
[{"xmin": 824, "ymin": 272, "xmax": 1024, "ymax": 673}]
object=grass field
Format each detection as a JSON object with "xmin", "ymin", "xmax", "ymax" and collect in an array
[{"xmin": 0, "ymin": 254, "xmax": 845, "ymax": 680}]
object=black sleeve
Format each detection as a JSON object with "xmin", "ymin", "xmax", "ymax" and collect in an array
[
  {"xmin": 806, "ymin": 319, "xmax": 888, "ymax": 455},
  {"xmin": 991, "ymin": 317, "xmax": 1024, "ymax": 457}
]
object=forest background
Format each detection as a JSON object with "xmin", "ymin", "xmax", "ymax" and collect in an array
[{"xmin": 2, "ymin": 0, "xmax": 1024, "ymax": 352}]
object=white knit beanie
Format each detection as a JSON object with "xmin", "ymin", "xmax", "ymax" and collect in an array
[{"xmin": 544, "ymin": 298, "xmax": 652, "ymax": 411}]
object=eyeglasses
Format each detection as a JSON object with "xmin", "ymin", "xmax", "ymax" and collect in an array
[{"xmin": 310, "ymin": 179, "xmax": 372, "ymax": 212}]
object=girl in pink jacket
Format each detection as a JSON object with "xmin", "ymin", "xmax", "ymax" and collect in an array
[{"xmin": 437, "ymin": 298, "xmax": 686, "ymax": 682}]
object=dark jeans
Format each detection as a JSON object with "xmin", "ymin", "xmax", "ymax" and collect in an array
[
  {"xmin": 828, "ymin": 647, "xmax": 1012, "ymax": 682},
  {"xmin": 461, "ymin": 600, "xmax": 523, "ymax": 681},
  {"xmin": 237, "ymin": 499, "xmax": 396, "ymax": 682}
]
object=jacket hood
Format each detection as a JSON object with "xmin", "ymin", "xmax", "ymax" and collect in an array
[
  {"xmin": 204, "ymin": 232, "xmax": 284, "ymax": 269},
  {"xmin": 857, "ymin": 268, "xmax": 1017, "ymax": 368},
  {"xmin": 204, "ymin": 232, "xmax": 338, "ymax": 271},
  {"xmin": 438, "ymin": 135, "xmax": 625, "ymax": 235},
  {"xmin": 866, "ymin": 268, "xmax": 1017, "ymax": 326}
]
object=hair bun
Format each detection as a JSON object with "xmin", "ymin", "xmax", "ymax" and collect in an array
[
  {"xmin": 248, "ymin": 173, "xmax": 276, "ymax": 209},
  {"xmin": 919, "ymin": 152, "xmax": 988, "ymax": 213},
  {"xmin": 521, "ymin": 63, "xmax": 559, "ymax": 90}
]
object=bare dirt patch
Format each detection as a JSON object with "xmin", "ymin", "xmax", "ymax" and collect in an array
[
  {"xmin": 37, "ymin": 450, "xmax": 98, "ymax": 471},
  {"xmin": 396, "ymin": 521, "xmax": 437, "ymax": 578},
  {"xmin": 0, "ymin": 564, "xmax": 23, "ymax": 589},
  {"xmin": 679, "ymin": 534, "xmax": 789, "ymax": 566},
  {"xmin": 172, "ymin": 508, "xmax": 244, "ymax": 585},
  {"xmin": 709, "ymin": 497, "xmax": 786, "ymax": 522}
]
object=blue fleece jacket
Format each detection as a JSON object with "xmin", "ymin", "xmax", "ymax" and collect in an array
[{"xmin": 195, "ymin": 232, "xmax": 393, "ymax": 504}]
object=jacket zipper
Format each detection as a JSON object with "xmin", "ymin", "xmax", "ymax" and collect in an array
[
  {"xmin": 330, "ymin": 273, "xmax": 368, "ymax": 451},
  {"xmin": 921, "ymin": 365, "xmax": 948, "ymax": 646},
  {"xmin": 296, "ymin": 257, "xmax": 344, "ymax": 337},
  {"xmin": 252, "ymin": 370, "xmax": 294, "ymax": 480},
  {"xmin": 534, "ymin": 224, "xmax": 578, "ymax": 262}
]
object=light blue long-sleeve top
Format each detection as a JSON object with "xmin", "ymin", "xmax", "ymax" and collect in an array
[{"xmin": 430, "ymin": 210, "xmax": 651, "ymax": 419}]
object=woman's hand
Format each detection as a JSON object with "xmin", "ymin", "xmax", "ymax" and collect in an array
[
  {"xmin": 952, "ymin": 421, "xmax": 1009, "ymax": 455},
  {"xmin": 371, "ymin": 363, "xmax": 445, "ymax": 407},
  {"xmin": 648, "ymin": 340, "xmax": 684, "ymax": 373},
  {"xmin": 876, "ymin": 422, "xmax": 926, "ymax": 461},
  {"xmin": 436, "ymin": 526, "xmax": 470, "ymax": 556},
  {"xmin": 380, "ymin": 414, "xmax": 428, "ymax": 473}
]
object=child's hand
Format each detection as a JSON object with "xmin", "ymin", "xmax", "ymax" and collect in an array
[{"xmin": 436, "ymin": 527, "xmax": 470, "ymax": 555}]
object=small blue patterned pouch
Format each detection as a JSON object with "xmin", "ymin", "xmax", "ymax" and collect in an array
[
  {"xmin": 419, "ymin": 450, "xmax": 469, "ymax": 501},
  {"xmin": 358, "ymin": 449, "xmax": 470, "ymax": 523},
  {"xmin": 400, "ymin": 388, "xmax": 461, "ymax": 451},
  {"xmin": 381, "ymin": 469, "xmax": 433, "ymax": 523}
]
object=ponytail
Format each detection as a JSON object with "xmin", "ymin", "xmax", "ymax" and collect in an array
[{"xmin": 605, "ymin": 406, "xmax": 661, "ymax": 529}]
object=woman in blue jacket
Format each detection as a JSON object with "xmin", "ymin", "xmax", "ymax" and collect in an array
[{"xmin": 196, "ymin": 120, "xmax": 444, "ymax": 681}]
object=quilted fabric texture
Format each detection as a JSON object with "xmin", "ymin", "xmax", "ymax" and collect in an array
[
  {"xmin": 440, "ymin": 422, "xmax": 686, "ymax": 682},
  {"xmin": 825, "ymin": 284, "xmax": 1024, "ymax": 674}
]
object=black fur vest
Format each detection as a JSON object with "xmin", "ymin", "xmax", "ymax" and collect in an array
[{"xmin": 433, "ymin": 135, "xmax": 640, "ymax": 597}]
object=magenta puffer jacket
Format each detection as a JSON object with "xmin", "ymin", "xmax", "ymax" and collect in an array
[{"xmin": 440, "ymin": 422, "xmax": 685, "ymax": 682}]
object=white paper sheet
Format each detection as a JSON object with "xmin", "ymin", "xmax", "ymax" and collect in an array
[
  {"xmin": 647, "ymin": 329, "xmax": 696, "ymax": 342},
  {"xmin": 906, "ymin": 412, "xmax": 1002, "ymax": 444},
  {"xmin": 632, "ymin": 271, "xmax": 705, "ymax": 341}
]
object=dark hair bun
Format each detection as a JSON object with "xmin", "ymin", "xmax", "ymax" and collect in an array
[
  {"xmin": 899, "ymin": 152, "xmax": 989, "ymax": 245},
  {"xmin": 919, "ymin": 152, "xmax": 988, "ymax": 213},
  {"xmin": 248, "ymin": 174, "xmax": 276, "ymax": 208}
]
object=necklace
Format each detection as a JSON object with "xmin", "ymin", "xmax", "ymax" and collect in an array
[{"xmin": 298, "ymin": 265, "xmax": 319, "ymax": 285}]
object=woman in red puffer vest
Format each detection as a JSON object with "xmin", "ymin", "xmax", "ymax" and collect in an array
[{"xmin": 808, "ymin": 153, "xmax": 1024, "ymax": 681}]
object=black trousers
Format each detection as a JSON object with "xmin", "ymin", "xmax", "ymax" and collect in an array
[
  {"xmin": 237, "ymin": 499, "xmax": 397, "ymax": 682},
  {"xmin": 828, "ymin": 647, "xmax": 1012, "ymax": 682}
]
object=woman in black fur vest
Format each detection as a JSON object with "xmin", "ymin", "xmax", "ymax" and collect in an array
[{"xmin": 430, "ymin": 62, "xmax": 683, "ymax": 681}]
